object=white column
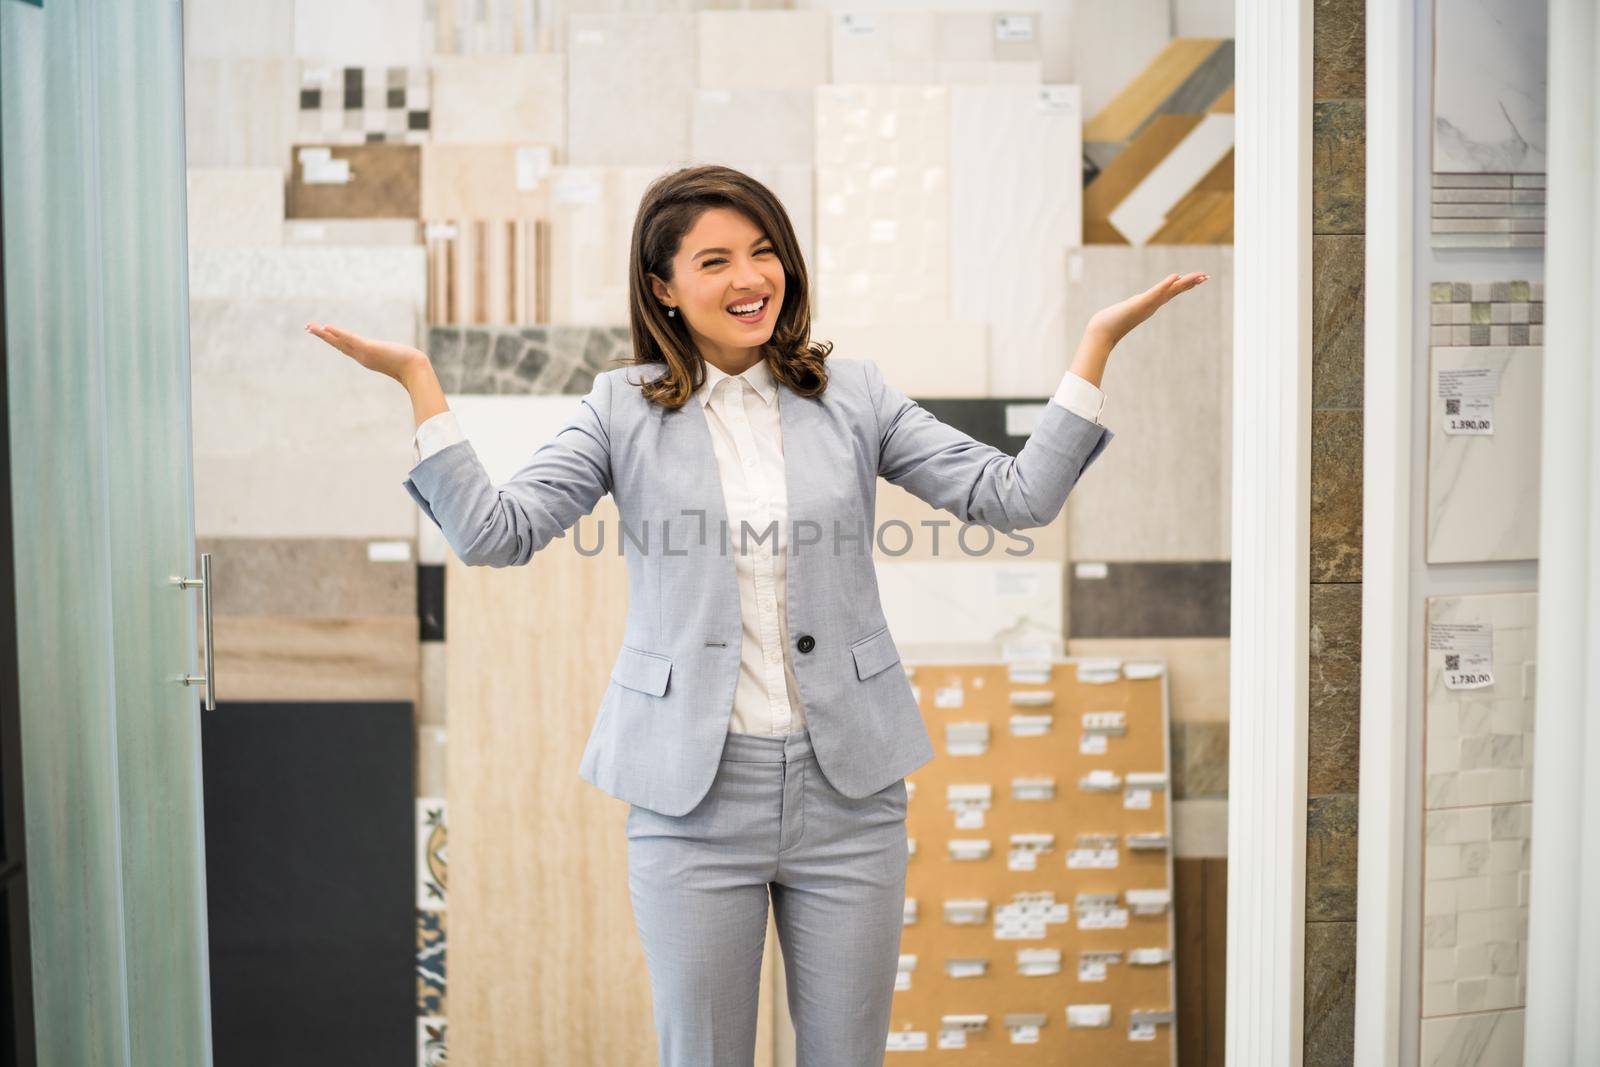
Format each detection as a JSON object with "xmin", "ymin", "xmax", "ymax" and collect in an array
[
  {"xmin": 1524, "ymin": 0, "xmax": 1600, "ymax": 1062},
  {"xmin": 1228, "ymin": 0, "xmax": 1313, "ymax": 1063}
]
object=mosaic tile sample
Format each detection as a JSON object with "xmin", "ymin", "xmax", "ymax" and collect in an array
[
  {"xmin": 814, "ymin": 85, "xmax": 948, "ymax": 324},
  {"xmin": 1425, "ymin": 593, "xmax": 1537, "ymax": 810},
  {"xmin": 828, "ymin": 11, "xmax": 1044, "ymax": 84},
  {"xmin": 293, "ymin": 0, "xmax": 428, "ymax": 66},
  {"xmin": 950, "ymin": 83, "xmax": 1082, "ymax": 396},
  {"xmin": 1428, "ymin": 281, "xmax": 1544, "ymax": 347},
  {"xmin": 1062, "ymin": 245, "xmax": 1233, "ymax": 561},
  {"xmin": 185, "ymin": 58, "xmax": 298, "ymax": 168},
  {"xmin": 424, "ymin": 325, "xmax": 629, "ymax": 394},
  {"xmin": 187, "ymin": 169, "xmax": 284, "ymax": 248},
  {"xmin": 566, "ymin": 14, "xmax": 696, "ymax": 165},
  {"xmin": 1427, "ymin": 346, "xmax": 1543, "ymax": 563},
  {"xmin": 690, "ymin": 88, "xmax": 815, "ymax": 167},
  {"xmin": 1430, "ymin": 174, "xmax": 1546, "ymax": 249},
  {"xmin": 697, "ymin": 11, "xmax": 830, "ymax": 88},
  {"xmin": 430, "ymin": 54, "xmax": 565, "ymax": 145},
  {"xmin": 547, "ymin": 166, "xmax": 673, "ymax": 325},
  {"xmin": 1421, "ymin": 803, "xmax": 1530, "ymax": 1017},
  {"xmin": 297, "ymin": 64, "xmax": 430, "ymax": 145},
  {"xmin": 285, "ymin": 143, "xmax": 423, "ymax": 218},
  {"xmin": 424, "ymin": 219, "xmax": 550, "ymax": 325}
]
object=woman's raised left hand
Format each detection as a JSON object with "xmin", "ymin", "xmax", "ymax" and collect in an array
[{"xmin": 1086, "ymin": 271, "xmax": 1209, "ymax": 346}]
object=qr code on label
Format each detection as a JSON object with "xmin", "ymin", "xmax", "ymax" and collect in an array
[
  {"xmin": 1445, "ymin": 399, "xmax": 1460, "ymax": 415},
  {"xmin": 1446, "ymin": 654, "xmax": 1460, "ymax": 671}
]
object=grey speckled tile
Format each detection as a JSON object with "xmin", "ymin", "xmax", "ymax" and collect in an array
[
  {"xmin": 426, "ymin": 325, "xmax": 630, "ymax": 394},
  {"xmin": 196, "ymin": 537, "xmax": 417, "ymax": 617},
  {"xmin": 1068, "ymin": 561, "xmax": 1231, "ymax": 638}
]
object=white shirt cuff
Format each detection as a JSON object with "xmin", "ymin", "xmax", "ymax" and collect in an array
[
  {"xmin": 414, "ymin": 409, "xmax": 466, "ymax": 462},
  {"xmin": 1050, "ymin": 370, "xmax": 1106, "ymax": 424}
]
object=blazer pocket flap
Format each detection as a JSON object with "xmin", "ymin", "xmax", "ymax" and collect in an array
[
  {"xmin": 611, "ymin": 646, "xmax": 672, "ymax": 696},
  {"xmin": 850, "ymin": 626, "xmax": 901, "ymax": 681}
]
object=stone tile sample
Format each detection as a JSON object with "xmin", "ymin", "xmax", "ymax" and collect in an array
[
  {"xmin": 691, "ymin": 88, "xmax": 815, "ymax": 167},
  {"xmin": 1066, "ymin": 637, "xmax": 1231, "ymax": 723},
  {"xmin": 1432, "ymin": 0, "xmax": 1547, "ymax": 174},
  {"xmin": 188, "ymin": 245, "xmax": 425, "ymax": 305},
  {"xmin": 566, "ymin": 14, "xmax": 696, "ymax": 164},
  {"xmin": 425, "ymin": 325, "xmax": 629, "ymax": 394},
  {"xmin": 285, "ymin": 143, "xmax": 422, "ymax": 219},
  {"xmin": 185, "ymin": 58, "xmax": 298, "ymax": 168},
  {"xmin": 829, "ymin": 10, "xmax": 1045, "ymax": 84},
  {"xmin": 421, "ymin": 144, "xmax": 555, "ymax": 220},
  {"xmin": 1418, "ymin": 1009, "xmax": 1524, "ymax": 1065},
  {"xmin": 875, "ymin": 560, "xmax": 1064, "ymax": 652},
  {"xmin": 1304, "ymin": 921, "xmax": 1357, "ymax": 1067},
  {"xmin": 1305, "ymin": 793, "xmax": 1358, "ymax": 922},
  {"xmin": 284, "ymin": 219, "xmax": 421, "ymax": 245},
  {"xmin": 1313, "ymin": 0, "xmax": 1365, "ymax": 98},
  {"xmin": 187, "ymin": 169, "xmax": 285, "ymax": 249},
  {"xmin": 547, "ymin": 166, "xmax": 674, "ymax": 325},
  {"xmin": 1069, "ymin": 562, "xmax": 1231, "ymax": 638},
  {"xmin": 1427, "ymin": 280, "xmax": 1545, "ymax": 349},
  {"xmin": 1310, "ymin": 583, "xmax": 1362, "ymax": 795},
  {"xmin": 431, "ymin": 55, "xmax": 565, "ymax": 145},
  {"xmin": 1313, "ymin": 99, "xmax": 1364, "ymax": 234},
  {"xmin": 1310, "ymin": 409, "xmax": 1363, "ymax": 582},
  {"xmin": 183, "ymin": 0, "xmax": 294, "ymax": 59},
  {"xmin": 195, "ymin": 537, "xmax": 417, "ymax": 617},
  {"xmin": 697, "ymin": 11, "xmax": 830, "ymax": 88},
  {"xmin": 1312, "ymin": 234, "xmax": 1364, "ymax": 409},
  {"xmin": 293, "ymin": 0, "xmax": 428, "ymax": 66}
]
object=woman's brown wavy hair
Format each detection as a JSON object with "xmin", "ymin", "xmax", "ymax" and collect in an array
[{"xmin": 619, "ymin": 164, "xmax": 831, "ymax": 408}]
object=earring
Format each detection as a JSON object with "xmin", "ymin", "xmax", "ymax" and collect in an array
[{"xmin": 666, "ymin": 306, "xmax": 677, "ymax": 317}]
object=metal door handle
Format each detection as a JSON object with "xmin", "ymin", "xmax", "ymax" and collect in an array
[{"xmin": 173, "ymin": 552, "xmax": 215, "ymax": 710}]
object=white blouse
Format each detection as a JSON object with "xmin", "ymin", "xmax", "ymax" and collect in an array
[{"xmin": 412, "ymin": 362, "xmax": 1106, "ymax": 738}]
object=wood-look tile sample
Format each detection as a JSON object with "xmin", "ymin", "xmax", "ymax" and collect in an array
[
  {"xmin": 185, "ymin": 58, "xmax": 299, "ymax": 168},
  {"xmin": 204, "ymin": 616, "xmax": 419, "ymax": 701},
  {"xmin": 810, "ymin": 320, "xmax": 987, "ymax": 398},
  {"xmin": 691, "ymin": 88, "xmax": 815, "ymax": 166},
  {"xmin": 292, "ymin": 0, "xmax": 428, "ymax": 67},
  {"xmin": 1425, "ymin": 593, "xmax": 1537, "ymax": 810},
  {"xmin": 1066, "ymin": 637, "xmax": 1230, "ymax": 724},
  {"xmin": 190, "ymin": 299, "xmax": 419, "ymax": 538},
  {"xmin": 430, "ymin": 54, "xmax": 565, "ymax": 146},
  {"xmin": 1068, "ymin": 562, "xmax": 1230, "ymax": 638},
  {"xmin": 949, "ymin": 84, "xmax": 1082, "ymax": 396},
  {"xmin": 1427, "ymin": 346, "xmax": 1543, "ymax": 562},
  {"xmin": 814, "ymin": 85, "xmax": 948, "ymax": 324},
  {"xmin": 566, "ymin": 14, "xmax": 696, "ymax": 165},
  {"xmin": 697, "ymin": 11, "xmax": 830, "ymax": 88},
  {"xmin": 188, "ymin": 245, "xmax": 426, "ymax": 305},
  {"xmin": 285, "ymin": 143, "xmax": 422, "ymax": 219},
  {"xmin": 1062, "ymin": 245, "xmax": 1232, "ymax": 561},
  {"xmin": 187, "ymin": 169, "xmax": 284, "ymax": 248},
  {"xmin": 195, "ymin": 537, "xmax": 417, "ymax": 617},
  {"xmin": 828, "ymin": 11, "xmax": 1044, "ymax": 84},
  {"xmin": 547, "ymin": 165, "xmax": 673, "ymax": 325},
  {"xmin": 1084, "ymin": 37, "xmax": 1221, "ymax": 143}
]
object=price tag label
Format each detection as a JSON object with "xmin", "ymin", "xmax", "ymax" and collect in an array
[
  {"xmin": 1009, "ymin": 1023, "xmax": 1040, "ymax": 1044},
  {"xmin": 1078, "ymin": 958, "xmax": 1108, "ymax": 982},
  {"xmin": 1080, "ymin": 733, "xmax": 1108, "ymax": 755},
  {"xmin": 938, "ymin": 1028, "xmax": 967, "ymax": 1050},
  {"xmin": 1429, "ymin": 621, "xmax": 1495, "ymax": 690},
  {"xmin": 1007, "ymin": 848, "xmax": 1038, "ymax": 871},
  {"xmin": 955, "ymin": 808, "xmax": 985, "ymax": 830},
  {"xmin": 1439, "ymin": 367, "xmax": 1500, "ymax": 436},
  {"xmin": 1124, "ymin": 788, "xmax": 1152, "ymax": 810},
  {"xmin": 1130, "ymin": 1022, "xmax": 1157, "ymax": 1041}
]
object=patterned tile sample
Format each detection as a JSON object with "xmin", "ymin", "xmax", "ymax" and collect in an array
[
  {"xmin": 1427, "ymin": 346, "xmax": 1543, "ymax": 562},
  {"xmin": 1432, "ymin": 0, "xmax": 1547, "ymax": 174},
  {"xmin": 1430, "ymin": 174, "xmax": 1546, "ymax": 249},
  {"xmin": 187, "ymin": 169, "xmax": 284, "ymax": 248},
  {"xmin": 1418, "ymin": 1009, "xmax": 1524, "ymax": 1065},
  {"xmin": 1069, "ymin": 0, "xmax": 1173, "ymax": 119},
  {"xmin": 1068, "ymin": 562, "xmax": 1231, "ymax": 638},
  {"xmin": 547, "ymin": 166, "xmax": 673, "ymax": 325},
  {"xmin": 828, "ymin": 11, "xmax": 1044, "ymax": 84},
  {"xmin": 1062, "ymin": 246, "xmax": 1233, "ymax": 561},
  {"xmin": 697, "ymin": 11, "xmax": 830, "ymax": 88},
  {"xmin": 1066, "ymin": 637, "xmax": 1230, "ymax": 724},
  {"xmin": 691, "ymin": 88, "xmax": 815, "ymax": 167},
  {"xmin": 566, "ymin": 14, "xmax": 696, "ymax": 165},
  {"xmin": 1421, "ymin": 803, "xmax": 1531, "ymax": 1016},
  {"xmin": 285, "ymin": 143, "xmax": 423, "ymax": 218},
  {"xmin": 189, "ymin": 245, "xmax": 426, "ymax": 304},
  {"xmin": 293, "ymin": 0, "xmax": 428, "ymax": 66},
  {"xmin": 184, "ymin": 58, "xmax": 298, "ymax": 168},
  {"xmin": 430, "ymin": 54, "xmax": 565, "ymax": 145},
  {"xmin": 1425, "ymin": 593, "xmax": 1537, "ymax": 810},
  {"xmin": 1428, "ymin": 281, "xmax": 1544, "ymax": 348},
  {"xmin": 425, "ymin": 325, "xmax": 629, "ymax": 394},
  {"xmin": 810, "ymin": 320, "xmax": 986, "ymax": 397},
  {"xmin": 194, "ymin": 537, "xmax": 417, "ymax": 617},
  {"xmin": 424, "ymin": 219, "xmax": 549, "ymax": 325},
  {"xmin": 874, "ymin": 560, "xmax": 1064, "ymax": 653},
  {"xmin": 190, "ymin": 298, "xmax": 419, "ymax": 537},
  {"xmin": 949, "ymin": 84, "xmax": 1082, "ymax": 395},
  {"xmin": 814, "ymin": 85, "xmax": 948, "ymax": 323},
  {"xmin": 297, "ymin": 64, "xmax": 430, "ymax": 145}
]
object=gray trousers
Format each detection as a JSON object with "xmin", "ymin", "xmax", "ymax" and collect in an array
[{"xmin": 625, "ymin": 727, "xmax": 910, "ymax": 1066}]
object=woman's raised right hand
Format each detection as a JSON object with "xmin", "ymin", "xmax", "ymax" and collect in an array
[{"xmin": 306, "ymin": 322, "xmax": 428, "ymax": 384}]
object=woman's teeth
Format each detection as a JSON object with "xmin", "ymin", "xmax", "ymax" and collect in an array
[{"xmin": 728, "ymin": 298, "xmax": 766, "ymax": 318}]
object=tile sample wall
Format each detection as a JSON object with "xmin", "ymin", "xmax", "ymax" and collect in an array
[
  {"xmin": 426, "ymin": 325, "xmax": 629, "ymax": 394},
  {"xmin": 828, "ymin": 11, "xmax": 1044, "ymax": 84},
  {"xmin": 424, "ymin": 219, "xmax": 550, "ymax": 326},
  {"xmin": 187, "ymin": 169, "xmax": 285, "ymax": 249},
  {"xmin": 547, "ymin": 166, "xmax": 672, "ymax": 325},
  {"xmin": 185, "ymin": 58, "xmax": 299, "ymax": 168},
  {"xmin": 566, "ymin": 14, "xmax": 696, "ymax": 165},
  {"xmin": 698, "ymin": 11, "xmax": 830, "ymax": 88},
  {"xmin": 292, "ymin": 0, "xmax": 428, "ymax": 66},
  {"xmin": 1061, "ymin": 245, "xmax": 1233, "ymax": 561},
  {"xmin": 949, "ymin": 83, "xmax": 1082, "ymax": 396},
  {"xmin": 285, "ymin": 143, "xmax": 423, "ymax": 218},
  {"xmin": 297, "ymin": 64, "xmax": 431, "ymax": 145},
  {"xmin": 1426, "ymin": 346, "xmax": 1543, "ymax": 563},
  {"xmin": 814, "ymin": 85, "xmax": 948, "ymax": 324},
  {"xmin": 810, "ymin": 321, "xmax": 987, "ymax": 397},
  {"xmin": 430, "ymin": 55, "xmax": 565, "ymax": 145},
  {"xmin": 1431, "ymin": 0, "xmax": 1548, "ymax": 247}
]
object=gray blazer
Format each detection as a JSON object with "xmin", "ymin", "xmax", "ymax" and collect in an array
[{"xmin": 402, "ymin": 357, "xmax": 1112, "ymax": 816}]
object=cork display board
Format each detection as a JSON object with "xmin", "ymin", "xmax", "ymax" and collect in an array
[{"xmin": 888, "ymin": 656, "xmax": 1176, "ymax": 1063}]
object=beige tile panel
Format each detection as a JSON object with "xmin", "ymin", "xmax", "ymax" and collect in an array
[
  {"xmin": 205, "ymin": 616, "xmax": 419, "ymax": 702},
  {"xmin": 1066, "ymin": 637, "xmax": 1230, "ymax": 724},
  {"xmin": 420, "ymin": 144, "xmax": 556, "ymax": 220},
  {"xmin": 431, "ymin": 54, "xmax": 566, "ymax": 146},
  {"xmin": 697, "ymin": 11, "xmax": 831, "ymax": 88},
  {"xmin": 195, "ymin": 537, "xmax": 417, "ymax": 617},
  {"xmin": 187, "ymin": 169, "xmax": 284, "ymax": 248}
]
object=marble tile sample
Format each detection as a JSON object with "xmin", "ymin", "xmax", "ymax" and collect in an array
[
  {"xmin": 1068, "ymin": 562, "xmax": 1230, "ymax": 638},
  {"xmin": 194, "ymin": 537, "xmax": 417, "ymax": 617},
  {"xmin": 285, "ymin": 143, "xmax": 422, "ymax": 219},
  {"xmin": 691, "ymin": 89, "xmax": 815, "ymax": 167},
  {"xmin": 284, "ymin": 219, "xmax": 421, "ymax": 245},
  {"xmin": 183, "ymin": 0, "xmax": 294, "ymax": 59},
  {"xmin": 1427, "ymin": 346, "xmax": 1543, "ymax": 563},
  {"xmin": 814, "ymin": 85, "xmax": 948, "ymax": 324},
  {"xmin": 809, "ymin": 320, "xmax": 986, "ymax": 397},
  {"xmin": 1430, "ymin": 175, "xmax": 1546, "ymax": 249},
  {"xmin": 828, "ymin": 11, "xmax": 1044, "ymax": 84},
  {"xmin": 190, "ymin": 299, "xmax": 419, "ymax": 538},
  {"xmin": 297, "ymin": 64, "xmax": 430, "ymax": 145},
  {"xmin": 873, "ymin": 479, "xmax": 1067, "ymax": 563},
  {"xmin": 547, "ymin": 166, "xmax": 674, "ymax": 325},
  {"xmin": 188, "ymin": 246, "xmax": 426, "ymax": 306},
  {"xmin": 432, "ymin": 0, "xmax": 546, "ymax": 54},
  {"xmin": 698, "ymin": 11, "xmax": 830, "ymax": 88},
  {"xmin": 185, "ymin": 58, "xmax": 298, "ymax": 168},
  {"xmin": 1425, "ymin": 593, "xmax": 1537, "ymax": 809},
  {"xmin": 425, "ymin": 325, "xmax": 629, "ymax": 394},
  {"xmin": 566, "ymin": 14, "xmax": 696, "ymax": 165},
  {"xmin": 1421, "ymin": 804, "xmax": 1531, "ymax": 1017},
  {"xmin": 1418, "ymin": 1009, "xmax": 1524, "ymax": 1065},
  {"xmin": 205, "ymin": 616, "xmax": 419, "ymax": 700},
  {"xmin": 293, "ymin": 0, "xmax": 428, "ymax": 67},
  {"xmin": 187, "ymin": 169, "xmax": 284, "ymax": 249},
  {"xmin": 431, "ymin": 55, "xmax": 565, "ymax": 146},
  {"xmin": 1066, "ymin": 637, "xmax": 1230, "ymax": 723},
  {"xmin": 874, "ymin": 560, "xmax": 1063, "ymax": 652},
  {"xmin": 424, "ymin": 219, "xmax": 549, "ymax": 326},
  {"xmin": 1432, "ymin": 0, "xmax": 1547, "ymax": 174},
  {"xmin": 949, "ymin": 84, "xmax": 1082, "ymax": 396},
  {"xmin": 421, "ymin": 144, "xmax": 555, "ymax": 220},
  {"xmin": 1069, "ymin": 0, "xmax": 1173, "ymax": 119},
  {"xmin": 1062, "ymin": 246, "xmax": 1232, "ymax": 561},
  {"xmin": 1428, "ymin": 280, "xmax": 1544, "ymax": 348}
]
